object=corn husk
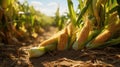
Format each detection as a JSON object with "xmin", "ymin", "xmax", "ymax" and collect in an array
[
  {"xmin": 67, "ymin": 22, "xmax": 77, "ymax": 49},
  {"xmin": 28, "ymin": 43, "xmax": 56, "ymax": 58},
  {"xmin": 28, "ymin": 47, "xmax": 46, "ymax": 58},
  {"xmin": 87, "ymin": 12, "xmax": 120, "ymax": 49}
]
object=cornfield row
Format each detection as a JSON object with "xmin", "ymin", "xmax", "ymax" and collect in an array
[
  {"xmin": 0, "ymin": 0, "xmax": 120, "ymax": 58},
  {"xmin": 28, "ymin": 0, "xmax": 120, "ymax": 58}
]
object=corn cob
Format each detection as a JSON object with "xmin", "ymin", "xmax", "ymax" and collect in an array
[
  {"xmin": 37, "ymin": 27, "xmax": 67, "ymax": 52},
  {"xmin": 67, "ymin": 22, "xmax": 77, "ymax": 49},
  {"xmin": 57, "ymin": 27, "xmax": 68, "ymax": 51},
  {"xmin": 87, "ymin": 12, "xmax": 120, "ymax": 48},
  {"xmin": 28, "ymin": 22, "xmax": 73, "ymax": 57},
  {"xmin": 72, "ymin": 17, "xmax": 91, "ymax": 50},
  {"xmin": 67, "ymin": 22, "xmax": 74, "ymax": 36},
  {"xmin": 38, "ymin": 23, "xmax": 72, "ymax": 50},
  {"xmin": 91, "ymin": 30, "xmax": 111, "ymax": 45},
  {"xmin": 38, "ymin": 29, "xmax": 64, "ymax": 47}
]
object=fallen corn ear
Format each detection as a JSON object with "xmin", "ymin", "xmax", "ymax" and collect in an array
[
  {"xmin": 84, "ymin": 30, "xmax": 102, "ymax": 47},
  {"xmin": 87, "ymin": 30, "xmax": 114, "ymax": 49},
  {"xmin": 87, "ymin": 29, "xmax": 111, "ymax": 48},
  {"xmin": 67, "ymin": 22, "xmax": 75, "ymax": 36},
  {"xmin": 72, "ymin": 18, "xmax": 91, "ymax": 50},
  {"xmin": 57, "ymin": 27, "xmax": 68, "ymax": 51},
  {"xmin": 39, "ymin": 37, "xmax": 58, "ymax": 47},
  {"xmin": 39, "ymin": 29, "xmax": 65, "ymax": 47},
  {"xmin": 87, "ymin": 12, "xmax": 119, "ymax": 49}
]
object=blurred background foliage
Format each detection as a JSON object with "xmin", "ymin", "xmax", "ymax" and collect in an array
[
  {"xmin": 0, "ymin": 0, "xmax": 68, "ymax": 45},
  {"xmin": 1, "ymin": 0, "xmax": 119, "ymax": 46}
]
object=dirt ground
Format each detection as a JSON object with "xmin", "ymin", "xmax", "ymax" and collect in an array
[
  {"xmin": 0, "ymin": 26, "xmax": 120, "ymax": 67},
  {"xmin": 31, "ymin": 47, "xmax": 120, "ymax": 67}
]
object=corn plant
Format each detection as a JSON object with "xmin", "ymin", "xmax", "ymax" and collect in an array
[
  {"xmin": 0, "ymin": 0, "xmax": 16, "ymax": 44},
  {"xmin": 28, "ymin": 0, "xmax": 120, "ymax": 58},
  {"xmin": 0, "ymin": 0, "xmax": 55, "ymax": 44}
]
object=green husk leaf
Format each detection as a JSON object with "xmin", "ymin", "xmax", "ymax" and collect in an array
[
  {"xmin": 78, "ymin": 0, "xmax": 84, "ymax": 10},
  {"xmin": 101, "ymin": 37, "xmax": 120, "ymax": 47},
  {"xmin": 72, "ymin": 40, "xmax": 79, "ymax": 50},
  {"xmin": 28, "ymin": 47, "xmax": 46, "ymax": 58},
  {"xmin": 28, "ymin": 42, "xmax": 57, "ymax": 58}
]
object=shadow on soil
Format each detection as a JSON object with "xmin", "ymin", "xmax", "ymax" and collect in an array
[{"xmin": 30, "ymin": 46, "xmax": 120, "ymax": 67}]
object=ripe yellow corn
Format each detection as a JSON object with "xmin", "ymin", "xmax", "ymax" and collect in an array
[
  {"xmin": 73, "ymin": 18, "xmax": 91, "ymax": 50},
  {"xmin": 57, "ymin": 27, "xmax": 68, "ymax": 51},
  {"xmin": 39, "ymin": 29, "xmax": 64, "ymax": 47},
  {"xmin": 67, "ymin": 22, "xmax": 74, "ymax": 36},
  {"xmin": 92, "ymin": 29, "xmax": 111, "ymax": 45},
  {"xmin": 87, "ymin": 12, "xmax": 120, "ymax": 48},
  {"xmin": 78, "ymin": 19, "xmax": 91, "ymax": 47}
]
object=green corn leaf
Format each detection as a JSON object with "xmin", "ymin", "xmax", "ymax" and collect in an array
[
  {"xmin": 78, "ymin": 0, "xmax": 84, "ymax": 10},
  {"xmin": 108, "ymin": 6, "xmax": 119, "ymax": 14},
  {"xmin": 100, "ymin": 37, "xmax": 120, "ymax": 48},
  {"xmin": 31, "ymin": 16, "xmax": 35, "ymax": 26},
  {"xmin": 67, "ymin": 0, "xmax": 76, "ymax": 25},
  {"xmin": 76, "ymin": 0, "xmax": 92, "ymax": 25}
]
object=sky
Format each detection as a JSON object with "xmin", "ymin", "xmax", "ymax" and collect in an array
[{"xmin": 19, "ymin": 0, "xmax": 79, "ymax": 16}]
